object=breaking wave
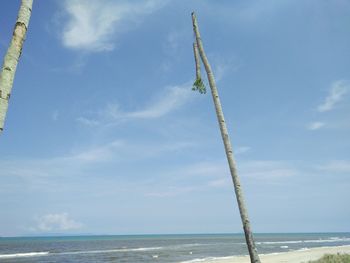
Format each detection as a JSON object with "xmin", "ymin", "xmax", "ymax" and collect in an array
[{"xmin": 0, "ymin": 252, "xmax": 49, "ymax": 259}]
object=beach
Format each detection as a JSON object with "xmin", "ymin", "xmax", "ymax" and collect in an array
[{"xmin": 198, "ymin": 245, "xmax": 350, "ymax": 263}]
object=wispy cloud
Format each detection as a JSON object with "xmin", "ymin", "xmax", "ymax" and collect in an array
[
  {"xmin": 307, "ymin": 80, "xmax": 349, "ymax": 130},
  {"xmin": 239, "ymin": 160, "xmax": 298, "ymax": 179},
  {"xmin": 207, "ymin": 178, "xmax": 229, "ymax": 188},
  {"xmin": 0, "ymin": 139, "xmax": 193, "ymax": 185},
  {"xmin": 317, "ymin": 80, "xmax": 349, "ymax": 112},
  {"xmin": 235, "ymin": 146, "xmax": 251, "ymax": 155},
  {"xmin": 165, "ymin": 31, "xmax": 183, "ymax": 54},
  {"xmin": 211, "ymin": 56, "xmax": 240, "ymax": 82},
  {"xmin": 77, "ymin": 83, "xmax": 193, "ymax": 126},
  {"xmin": 61, "ymin": 0, "xmax": 166, "ymax": 52},
  {"xmin": 122, "ymin": 86, "xmax": 191, "ymax": 119},
  {"xmin": 69, "ymin": 140, "xmax": 124, "ymax": 162},
  {"xmin": 144, "ymin": 159, "xmax": 299, "ymax": 197},
  {"xmin": 33, "ymin": 213, "xmax": 82, "ymax": 232},
  {"xmin": 76, "ymin": 117, "xmax": 99, "ymax": 126},
  {"xmin": 177, "ymin": 160, "xmax": 298, "ymax": 181},
  {"xmin": 146, "ymin": 186, "xmax": 197, "ymax": 197},
  {"xmin": 160, "ymin": 30, "xmax": 188, "ymax": 72},
  {"xmin": 307, "ymin": 121, "xmax": 325, "ymax": 130},
  {"xmin": 316, "ymin": 160, "xmax": 350, "ymax": 173}
]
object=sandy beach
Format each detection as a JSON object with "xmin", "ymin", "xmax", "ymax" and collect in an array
[{"xmin": 198, "ymin": 245, "xmax": 350, "ymax": 263}]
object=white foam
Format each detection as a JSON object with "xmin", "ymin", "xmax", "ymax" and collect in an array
[
  {"xmin": 257, "ymin": 240, "xmax": 303, "ymax": 245},
  {"xmin": 60, "ymin": 246, "xmax": 163, "ymax": 255},
  {"xmin": 0, "ymin": 252, "xmax": 49, "ymax": 259},
  {"xmin": 179, "ymin": 256, "xmax": 238, "ymax": 263},
  {"xmin": 171, "ymin": 243, "xmax": 206, "ymax": 249},
  {"xmin": 129, "ymin": 247, "xmax": 163, "ymax": 252},
  {"xmin": 297, "ymin": 247, "xmax": 310, "ymax": 251},
  {"xmin": 257, "ymin": 237, "xmax": 350, "ymax": 245}
]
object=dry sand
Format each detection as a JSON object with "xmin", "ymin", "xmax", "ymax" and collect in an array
[{"xmin": 197, "ymin": 245, "xmax": 350, "ymax": 263}]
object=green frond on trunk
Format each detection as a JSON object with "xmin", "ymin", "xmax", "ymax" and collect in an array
[{"xmin": 192, "ymin": 78, "xmax": 206, "ymax": 94}]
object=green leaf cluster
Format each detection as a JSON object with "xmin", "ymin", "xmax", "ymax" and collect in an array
[
  {"xmin": 192, "ymin": 78, "xmax": 206, "ymax": 94},
  {"xmin": 308, "ymin": 253, "xmax": 350, "ymax": 263}
]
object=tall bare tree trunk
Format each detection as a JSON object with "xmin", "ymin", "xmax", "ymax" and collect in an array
[
  {"xmin": 191, "ymin": 12, "xmax": 261, "ymax": 263},
  {"xmin": 0, "ymin": 0, "xmax": 33, "ymax": 132}
]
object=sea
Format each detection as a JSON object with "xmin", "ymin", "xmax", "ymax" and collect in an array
[{"xmin": 0, "ymin": 233, "xmax": 350, "ymax": 262}]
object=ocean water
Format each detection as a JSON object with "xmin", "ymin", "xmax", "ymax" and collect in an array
[{"xmin": 0, "ymin": 233, "xmax": 350, "ymax": 262}]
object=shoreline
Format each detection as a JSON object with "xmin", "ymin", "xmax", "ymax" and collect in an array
[{"xmin": 182, "ymin": 245, "xmax": 350, "ymax": 263}]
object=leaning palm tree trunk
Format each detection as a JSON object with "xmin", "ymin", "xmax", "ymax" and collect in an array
[
  {"xmin": 0, "ymin": 0, "xmax": 33, "ymax": 132},
  {"xmin": 191, "ymin": 12, "xmax": 261, "ymax": 263}
]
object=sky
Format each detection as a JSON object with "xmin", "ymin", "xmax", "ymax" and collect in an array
[{"xmin": 0, "ymin": 0, "xmax": 349, "ymax": 237}]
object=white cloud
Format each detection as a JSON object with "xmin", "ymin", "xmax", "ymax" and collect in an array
[
  {"xmin": 0, "ymin": 139, "xmax": 194, "ymax": 187},
  {"xmin": 176, "ymin": 160, "xmax": 298, "ymax": 181},
  {"xmin": 317, "ymin": 80, "xmax": 349, "ymax": 112},
  {"xmin": 146, "ymin": 186, "xmax": 197, "ymax": 197},
  {"xmin": 61, "ymin": 0, "xmax": 166, "ymax": 52},
  {"xmin": 78, "ymin": 83, "xmax": 193, "ymax": 126},
  {"xmin": 207, "ymin": 178, "xmax": 230, "ymax": 188},
  {"xmin": 159, "ymin": 30, "xmax": 186, "ymax": 72},
  {"xmin": 317, "ymin": 160, "xmax": 350, "ymax": 173},
  {"xmin": 143, "ymin": 162, "xmax": 229, "ymax": 197},
  {"xmin": 126, "ymin": 85, "xmax": 192, "ymax": 119},
  {"xmin": 165, "ymin": 31, "xmax": 182, "ymax": 53},
  {"xmin": 144, "ymin": 159, "xmax": 299, "ymax": 197},
  {"xmin": 70, "ymin": 140, "xmax": 124, "ymax": 162},
  {"xmin": 70, "ymin": 140, "xmax": 193, "ymax": 163},
  {"xmin": 35, "ymin": 213, "xmax": 82, "ymax": 232},
  {"xmin": 214, "ymin": 63, "xmax": 229, "ymax": 82},
  {"xmin": 239, "ymin": 160, "xmax": 298, "ymax": 179},
  {"xmin": 76, "ymin": 117, "xmax": 100, "ymax": 126},
  {"xmin": 177, "ymin": 161, "xmax": 228, "ymax": 178},
  {"xmin": 212, "ymin": 56, "xmax": 240, "ymax": 82},
  {"xmin": 307, "ymin": 121, "xmax": 325, "ymax": 130},
  {"xmin": 235, "ymin": 146, "xmax": 251, "ymax": 155},
  {"xmin": 306, "ymin": 80, "xmax": 349, "ymax": 130}
]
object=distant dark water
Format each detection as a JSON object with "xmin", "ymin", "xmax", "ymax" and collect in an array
[{"xmin": 1, "ymin": 233, "xmax": 350, "ymax": 262}]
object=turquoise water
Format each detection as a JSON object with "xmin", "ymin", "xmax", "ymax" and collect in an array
[{"xmin": 0, "ymin": 233, "xmax": 350, "ymax": 262}]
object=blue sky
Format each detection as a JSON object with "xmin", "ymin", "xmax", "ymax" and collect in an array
[{"xmin": 0, "ymin": 0, "xmax": 349, "ymax": 237}]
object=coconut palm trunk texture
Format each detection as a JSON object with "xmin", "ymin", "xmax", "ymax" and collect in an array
[
  {"xmin": 191, "ymin": 12, "xmax": 261, "ymax": 263},
  {"xmin": 0, "ymin": 0, "xmax": 33, "ymax": 132}
]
